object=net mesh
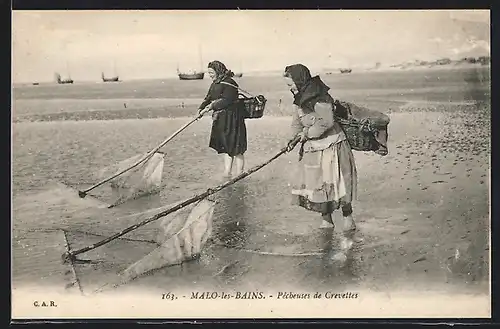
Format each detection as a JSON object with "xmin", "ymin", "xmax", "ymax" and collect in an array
[
  {"xmin": 117, "ymin": 199, "xmax": 216, "ymax": 286},
  {"xmin": 95, "ymin": 152, "xmax": 165, "ymax": 207}
]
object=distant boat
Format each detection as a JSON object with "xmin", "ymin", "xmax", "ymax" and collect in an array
[
  {"xmin": 102, "ymin": 60, "xmax": 121, "ymax": 82},
  {"xmin": 178, "ymin": 71, "xmax": 205, "ymax": 80},
  {"xmin": 177, "ymin": 44, "xmax": 205, "ymax": 80},
  {"xmin": 32, "ymin": 82, "xmax": 39, "ymax": 86},
  {"xmin": 101, "ymin": 72, "xmax": 120, "ymax": 82},
  {"xmin": 55, "ymin": 61, "xmax": 74, "ymax": 84},
  {"xmin": 55, "ymin": 72, "xmax": 74, "ymax": 84},
  {"xmin": 339, "ymin": 68, "xmax": 352, "ymax": 74}
]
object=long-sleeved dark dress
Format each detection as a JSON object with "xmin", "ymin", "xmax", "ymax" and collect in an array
[{"xmin": 199, "ymin": 77, "xmax": 247, "ymax": 156}]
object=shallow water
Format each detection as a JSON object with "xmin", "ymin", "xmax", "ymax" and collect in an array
[
  {"xmin": 12, "ymin": 68, "xmax": 491, "ymax": 296},
  {"xmin": 14, "ymin": 66, "xmax": 490, "ymax": 101},
  {"xmin": 13, "ymin": 67, "xmax": 491, "ymax": 122}
]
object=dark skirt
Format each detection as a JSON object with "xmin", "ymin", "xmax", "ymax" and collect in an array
[{"xmin": 209, "ymin": 107, "xmax": 247, "ymax": 156}]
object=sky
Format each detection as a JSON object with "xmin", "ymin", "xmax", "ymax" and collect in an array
[{"xmin": 12, "ymin": 10, "xmax": 490, "ymax": 83}]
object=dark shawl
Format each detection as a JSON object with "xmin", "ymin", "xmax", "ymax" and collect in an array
[
  {"xmin": 284, "ymin": 64, "xmax": 336, "ymax": 114},
  {"xmin": 208, "ymin": 60, "xmax": 235, "ymax": 83}
]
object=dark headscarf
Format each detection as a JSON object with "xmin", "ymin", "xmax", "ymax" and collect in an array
[
  {"xmin": 208, "ymin": 60, "xmax": 235, "ymax": 83},
  {"xmin": 284, "ymin": 64, "xmax": 335, "ymax": 114}
]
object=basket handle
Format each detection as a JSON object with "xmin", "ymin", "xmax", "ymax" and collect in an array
[
  {"xmin": 220, "ymin": 81, "xmax": 255, "ymax": 98},
  {"xmin": 221, "ymin": 81, "xmax": 265, "ymax": 105}
]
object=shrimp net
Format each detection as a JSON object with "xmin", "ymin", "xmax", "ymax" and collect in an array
[{"xmin": 92, "ymin": 152, "xmax": 165, "ymax": 207}]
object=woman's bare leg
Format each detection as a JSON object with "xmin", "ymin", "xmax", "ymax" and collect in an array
[
  {"xmin": 340, "ymin": 203, "xmax": 362, "ymax": 248},
  {"xmin": 234, "ymin": 154, "xmax": 245, "ymax": 175},
  {"xmin": 223, "ymin": 154, "xmax": 234, "ymax": 176}
]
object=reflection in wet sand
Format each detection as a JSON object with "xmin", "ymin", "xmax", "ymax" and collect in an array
[
  {"xmin": 209, "ymin": 181, "xmax": 251, "ymax": 287},
  {"xmin": 300, "ymin": 227, "xmax": 363, "ymax": 290},
  {"xmin": 199, "ymin": 179, "xmax": 365, "ymax": 291},
  {"xmin": 213, "ymin": 181, "xmax": 249, "ymax": 248}
]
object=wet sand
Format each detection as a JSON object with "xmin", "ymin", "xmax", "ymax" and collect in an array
[
  {"xmin": 12, "ymin": 67, "xmax": 490, "ymax": 317},
  {"xmin": 13, "ymin": 107, "xmax": 490, "ymax": 294}
]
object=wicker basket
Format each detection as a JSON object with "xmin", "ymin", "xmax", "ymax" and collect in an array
[
  {"xmin": 334, "ymin": 100, "xmax": 390, "ymax": 155},
  {"xmin": 237, "ymin": 94, "xmax": 267, "ymax": 119},
  {"xmin": 337, "ymin": 117, "xmax": 383, "ymax": 152}
]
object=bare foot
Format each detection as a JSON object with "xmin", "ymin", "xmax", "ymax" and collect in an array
[
  {"xmin": 342, "ymin": 215, "xmax": 363, "ymax": 242},
  {"xmin": 342, "ymin": 215, "xmax": 356, "ymax": 232},
  {"xmin": 320, "ymin": 220, "xmax": 334, "ymax": 229},
  {"xmin": 321, "ymin": 213, "xmax": 334, "ymax": 229}
]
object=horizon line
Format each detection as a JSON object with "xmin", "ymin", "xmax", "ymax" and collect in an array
[{"xmin": 12, "ymin": 62, "xmax": 491, "ymax": 86}]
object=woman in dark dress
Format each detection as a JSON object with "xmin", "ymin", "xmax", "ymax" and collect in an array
[{"xmin": 198, "ymin": 60, "xmax": 247, "ymax": 177}]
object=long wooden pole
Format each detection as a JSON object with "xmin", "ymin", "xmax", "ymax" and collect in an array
[
  {"xmin": 78, "ymin": 114, "xmax": 204, "ymax": 198},
  {"xmin": 64, "ymin": 137, "xmax": 300, "ymax": 263}
]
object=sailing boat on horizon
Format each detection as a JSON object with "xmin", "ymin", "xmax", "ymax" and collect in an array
[
  {"xmin": 102, "ymin": 60, "xmax": 120, "ymax": 82},
  {"xmin": 339, "ymin": 68, "xmax": 352, "ymax": 74},
  {"xmin": 177, "ymin": 45, "xmax": 205, "ymax": 80},
  {"xmin": 55, "ymin": 61, "xmax": 74, "ymax": 84}
]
